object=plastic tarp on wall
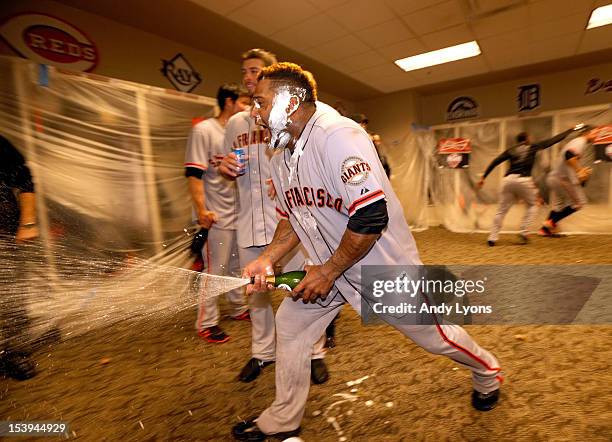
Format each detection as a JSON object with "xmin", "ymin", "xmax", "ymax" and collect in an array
[
  {"xmin": 418, "ymin": 106, "xmax": 612, "ymax": 234},
  {"xmin": 1, "ymin": 56, "xmax": 216, "ymax": 266}
]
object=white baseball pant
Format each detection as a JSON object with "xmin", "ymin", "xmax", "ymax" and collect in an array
[
  {"xmin": 256, "ymin": 291, "xmax": 501, "ymax": 434},
  {"xmin": 488, "ymin": 174, "xmax": 539, "ymax": 241},
  {"xmin": 196, "ymin": 227, "xmax": 247, "ymax": 330},
  {"xmin": 239, "ymin": 245, "xmax": 326, "ymax": 362}
]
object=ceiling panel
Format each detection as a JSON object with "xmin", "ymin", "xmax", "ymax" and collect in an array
[
  {"xmin": 229, "ymin": 0, "xmax": 319, "ymax": 36},
  {"xmin": 420, "ymin": 24, "xmax": 475, "ymax": 50},
  {"xmin": 377, "ymin": 38, "xmax": 428, "ymax": 60},
  {"xmin": 578, "ymin": 25, "xmax": 612, "ymax": 54},
  {"xmin": 358, "ymin": 19, "xmax": 414, "ymax": 49},
  {"xmin": 306, "ymin": 0, "xmax": 351, "ymax": 11},
  {"xmin": 335, "ymin": 51, "xmax": 388, "ymax": 73},
  {"xmin": 529, "ymin": 32, "xmax": 581, "ymax": 64},
  {"xmin": 409, "ymin": 56, "xmax": 489, "ymax": 81},
  {"xmin": 528, "ymin": 0, "xmax": 593, "ymax": 22},
  {"xmin": 270, "ymin": 14, "xmax": 349, "ymax": 51},
  {"xmin": 528, "ymin": 13, "xmax": 589, "ymax": 41},
  {"xmin": 188, "ymin": 0, "xmax": 249, "ymax": 16},
  {"xmin": 469, "ymin": 5, "xmax": 529, "ymax": 39},
  {"xmin": 401, "ymin": 0, "xmax": 466, "ymax": 35},
  {"xmin": 370, "ymin": 74, "xmax": 420, "ymax": 93},
  {"xmin": 326, "ymin": 0, "xmax": 396, "ymax": 31},
  {"xmin": 353, "ymin": 63, "xmax": 405, "ymax": 80},
  {"xmin": 384, "ymin": 0, "xmax": 448, "ymax": 17},
  {"xmin": 304, "ymin": 34, "xmax": 372, "ymax": 63}
]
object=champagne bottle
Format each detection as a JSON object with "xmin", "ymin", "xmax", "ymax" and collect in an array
[{"xmin": 251, "ymin": 270, "xmax": 306, "ymax": 291}]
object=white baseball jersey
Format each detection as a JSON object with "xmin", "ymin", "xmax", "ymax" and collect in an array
[
  {"xmin": 270, "ymin": 106, "xmax": 422, "ymax": 309},
  {"xmin": 551, "ymin": 137, "xmax": 587, "ymax": 185},
  {"xmin": 184, "ymin": 118, "xmax": 237, "ymax": 230},
  {"xmin": 225, "ymin": 102, "xmax": 340, "ymax": 249}
]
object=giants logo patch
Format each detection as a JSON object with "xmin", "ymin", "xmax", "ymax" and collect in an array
[{"xmin": 341, "ymin": 156, "xmax": 371, "ymax": 185}]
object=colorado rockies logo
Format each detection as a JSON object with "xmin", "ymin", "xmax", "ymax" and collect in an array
[{"xmin": 341, "ymin": 156, "xmax": 371, "ymax": 185}]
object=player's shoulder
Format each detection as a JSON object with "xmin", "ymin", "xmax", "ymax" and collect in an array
[
  {"xmin": 312, "ymin": 106, "xmax": 360, "ymax": 134},
  {"xmin": 193, "ymin": 118, "xmax": 217, "ymax": 132},
  {"xmin": 227, "ymin": 110, "xmax": 251, "ymax": 128}
]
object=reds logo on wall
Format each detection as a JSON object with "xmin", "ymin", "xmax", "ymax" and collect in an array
[{"xmin": 0, "ymin": 13, "xmax": 99, "ymax": 71}]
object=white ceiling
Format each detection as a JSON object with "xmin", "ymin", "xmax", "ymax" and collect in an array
[{"xmin": 191, "ymin": 0, "xmax": 612, "ymax": 93}]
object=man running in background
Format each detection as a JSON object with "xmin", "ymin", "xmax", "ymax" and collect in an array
[
  {"xmin": 477, "ymin": 127, "xmax": 575, "ymax": 246},
  {"xmin": 539, "ymin": 126, "xmax": 599, "ymax": 236}
]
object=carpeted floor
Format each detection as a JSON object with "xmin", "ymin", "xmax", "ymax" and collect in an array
[{"xmin": 1, "ymin": 228, "xmax": 611, "ymax": 441}]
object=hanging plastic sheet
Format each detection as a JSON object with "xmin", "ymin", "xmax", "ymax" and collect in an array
[
  {"xmin": 0, "ymin": 56, "xmax": 217, "ymax": 340},
  {"xmin": 422, "ymin": 106, "xmax": 612, "ymax": 234}
]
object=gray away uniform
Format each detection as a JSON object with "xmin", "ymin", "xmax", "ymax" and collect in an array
[
  {"xmin": 255, "ymin": 106, "xmax": 502, "ymax": 434},
  {"xmin": 224, "ymin": 110, "xmax": 325, "ymax": 361}
]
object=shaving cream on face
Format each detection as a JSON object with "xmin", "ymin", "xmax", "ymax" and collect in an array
[{"xmin": 267, "ymin": 86, "xmax": 305, "ymax": 150}]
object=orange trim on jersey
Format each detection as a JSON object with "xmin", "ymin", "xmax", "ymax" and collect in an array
[
  {"xmin": 276, "ymin": 207, "xmax": 289, "ymax": 219},
  {"xmin": 348, "ymin": 190, "xmax": 385, "ymax": 215},
  {"xmin": 184, "ymin": 162, "xmax": 208, "ymax": 170}
]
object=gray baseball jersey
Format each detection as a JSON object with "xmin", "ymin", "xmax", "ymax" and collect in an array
[
  {"xmin": 270, "ymin": 106, "xmax": 422, "ymax": 310},
  {"xmin": 184, "ymin": 118, "xmax": 238, "ymax": 230},
  {"xmin": 224, "ymin": 110, "xmax": 277, "ymax": 247}
]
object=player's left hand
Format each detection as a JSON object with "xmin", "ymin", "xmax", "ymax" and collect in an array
[{"xmin": 293, "ymin": 264, "xmax": 338, "ymax": 304}]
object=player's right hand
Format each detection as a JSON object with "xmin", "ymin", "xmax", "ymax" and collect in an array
[
  {"xmin": 242, "ymin": 257, "xmax": 275, "ymax": 295},
  {"xmin": 219, "ymin": 153, "xmax": 241, "ymax": 179},
  {"xmin": 198, "ymin": 210, "xmax": 218, "ymax": 229}
]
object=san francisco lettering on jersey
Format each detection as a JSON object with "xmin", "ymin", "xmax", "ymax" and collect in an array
[
  {"xmin": 232, "ymin": 129, "xmax": 267, "ymax": 148},
  {"xmin": 283, "ymin": 186, "xmax": 343, "ymax": 212}
]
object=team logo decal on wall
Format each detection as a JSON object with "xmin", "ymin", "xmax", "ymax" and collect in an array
[
  {"xmin": 446, "ymin": 96, "xmax": 479, "ymax": 121},
  {"xmin": 0, "ymin": 13, "xmax": 99, "ymax": 71},
  {"xmin": 437, "ymin": 138, "xmax": 471, "ymax": 169},
  {"xmin": 517, "ymin": 84, "xmax": 540, "ymax": 112},
  {"xmin": 585, "ymin": 78, "xmax": 612, "ymax": 95},
  {"xmin": 341, "ymin": 156, "xmax": 371, "ymax": 185},
  {"xmin": 161, "ymin": 53, "xmax": 202, "ymax": 93}
]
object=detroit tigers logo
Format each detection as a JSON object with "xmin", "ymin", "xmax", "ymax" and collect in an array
[{"xmin": 341, "ymin": 156, "xmax": 371, "ymax": 185}]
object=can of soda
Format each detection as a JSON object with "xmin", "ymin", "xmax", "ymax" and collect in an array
[{"xmin": 233, "ymin": 147, "xmax": 246, "ymax": 176}]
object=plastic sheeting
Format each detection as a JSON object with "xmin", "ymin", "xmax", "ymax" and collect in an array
[
  {"xmin": 1, "ymin": 56, "xmax": 217, "ymax": 268},
  {"xmin": 419, "ymin": 106, "xmax": 612, "ymax": 234}
]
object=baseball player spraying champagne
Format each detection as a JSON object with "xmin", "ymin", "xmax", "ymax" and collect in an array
[{"xmin": 231, "ymin": 63, "xmax": 503, "ymax": 441}]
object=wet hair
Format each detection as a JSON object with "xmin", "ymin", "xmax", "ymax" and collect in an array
[
  {"xmin": 217, "ymin": 83, "xmax": 248, "ymax": 110},
  {"xmin": 516, "ymin": 132, "xmax": 529, "ymax": 143},
  {"xmin": 241, "ymin": 48, "xmax": 277, "ymax": 67},
  {"xmin": 257, "ymin": 62, "xmax": 318, "ymax": 102}
]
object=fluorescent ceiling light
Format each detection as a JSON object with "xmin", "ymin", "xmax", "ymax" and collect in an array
[
  {"xmin": 587, "ymin": 4, "xmax": 612, "ymax": 29},
  {"xmin": 394, "ymin": 41, "xmax": 481, "ymax": 72}
]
